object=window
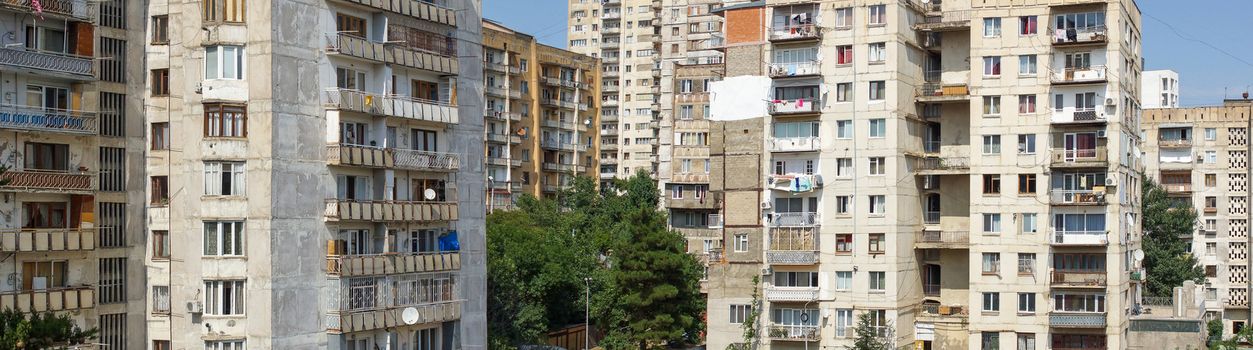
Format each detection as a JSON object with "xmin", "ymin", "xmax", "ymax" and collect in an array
[
  {"xmin": 152, "ymin": 230, "xmax": 170, "ymax": 259},
  {"xmin": 868, "ymin": 234, "xmax": 885, "ymax": 254},
  {"xmin": 983, "ymin": 17, "xmax": 1001, "ymax": 37},
  {"xmin": 1018, "ymin": 254, "xmax": 1036, "ymax": 275},
  {"xmin": 24, "ymin": 142, "xmax": 69, "ymax": 171},
  {"xmin": 153, "ymin": 285, "xmax": 171, "ymax": 314},
  {"xmin": 672, "ymin": 185, "xmax": 684, "ymax": 199},
  {"xmin": 204, "ymin": 161, "xmax": 245, "ymax": 196},
  {"xmin": 983, "ymin": 292, "xmax": 1000, "ymax": 312},
  {"xmin": 336, "ymin": 67, "xmax": 366, "ymax": 90},
  {"xmin": 835, "ymin": 309, "xmax": 853, "ymax": 337},
  {"xmin": 868, "ymin": 42, "xmax": 886, "ymax": 63},
  {"xmin": 1019, "ymin": 16, "xmax": 1037, "ymax": 35},
  {"xmin": 152, "ymin": 15, "xmax": 169, "ymax": 44},
  {"xmin": 1018, "ymin": 174, "xmax": 1036, "ymax": 194},
  {"xmin": 983, "ymin": 135, "xmax": 1001, "ymax": 154},
  {"xmin": 983, "ymin": 57, "xmax": 1002, "ymax": 76},
  {"xmin": 983, "ymin": 96, "xmax": 1001, "ymax": 115},
  {"xmin": 1052, "ymin": 294, "xmax": 1106, "ymax": 313},
  {"xmin": 154, "ymin": 340, "xmax": 171, "ymax": 350},
  {"xmin": 982, "ymin": 332, "xmax": 1000, "ymax": 350},
  {"xmin": 206, "ymin": 340, "xmax": 245, "ymax": 350},
  {"xmin": 868, "ymin": 5, "xmax": 886, "ymax": 25},
  {"xmin": 1017, "ymin": 134, "xmax": 1035, "ymax": 154},
  {"xmin": 836, "ymin": 45, "xmax": 853, "ymax": 65},
  {"xmin": 152, "ymin": 122, "xmax": 170, "ymax": 150},
  {"xmin": 151, "ymin": 69, "xmax": 170, "ymax": 96},
  {"xmin": 869, "ymin": 157, "xmax": 886, "ymax": 175},
  {"xmin": 772, "ymin": 271, "xmax": 819, "ymax": 287},
  {"xmin": 869, "ymin": 81, "xmax": 886, "ymax": 101},
  {"xmin": 868, "ymin": 195, "xmax": 885, "ymax": 215},
  {"xmin": 99, "ymin": 258, "xmax": 127, "ymax": 304},
  {"xmin": 204, "ymin": 103, "xmax": 247, "ymax": 137},
  {"xmin": 203, "ymin": 0, "xmax": 246, "ymax": 22},
  {"xmin": 869, "ymin": 271, "xmax": 886, "ymax": 291},
  {"xmin": 1206, "ymin": 174, "xmax": 1217, "ymax": 187},
  {"xmin": 1205, "ymin": 151, "xmax": 1217, "ymax": 164},
  {"xmin": 1018, "ymin": 95, "xmax": 1036, "ymax": 113},
  {"xmin": 837, "ymin": 158, "xmax": 853, "ymax": 177},
  {"xmin": 151, "ymin": 176, "xmax": 169, "ymax": 205},
  {"xmin": 1016, "ymin": 333, "xmax": 1036, "ymax": 350},
  {"xmin": 205, "ymin": 45, "xmax": 244, "ymax": 79},
  {"xmin": 984, "ymin": 213, "xmax": 1002, "ymax": 233},
  {"xmin": 869, "ymin": 119, "xmax": 886, "ymax": 138},
  {"xmin": 836, "ymin": 234, "xmax": 853, "ymax": 253},
  {"xmin": 836, "ymin": 120, "xmax": 853, "ymax": 139},
  {"xmin": 982, "ymin": 253, "xmax": 1001, "ymax": 274},
  {"xmin": 734, "ymin": 234, "xmax": 748, "ymax": 252},
  {"xmin": 1021, "ymin": 213, "xmax": 1038, "ymax": 233},
  {"xmin": 835, "ymin": 271, "xmax": 852, "ymax": 290},
  {"xmin": 1205, "ymin": 196, "xmax": 1218, "ymax": 210},
  {"xmin": 205, "ymin": 280, "xmax": 246, "ymax": 315},
  {"xmin": 836, "ymin": 82, "xmax": 852, "ymax": 102},
  {"xmin": 835, "ymin": 8, "xmax": 853, "ymax": 28},
  {"xmin": 982, "ymin": 174, "xmax": 1002, "ymax": 194},
  {"xmin": 836, "ymin": 196, "xmax": 851, "ymax": 214},
  {"xmin": 1019, "ymin": 55, "xmax": 1037, "ymax": 75},
  {"xmin": 203, "ymin": 221, "xmax": 245, "ymax": 256},
  {"xmin": 1205, "ymin": 128, "xmax": 1217, "ymax": 140},
  {"xmin": 22, "ymin": 261, "xmax": 67, "ymax": 289},
  {"xmin": 729, "ymin": 305, "xmax": 751, "ymax": 324}
]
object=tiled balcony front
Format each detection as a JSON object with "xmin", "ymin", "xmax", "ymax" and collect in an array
[
  {"xmin": 0, "ymin": 228, "xmax": 96, "ymax": 252},
  {"xmin": 0, "ymin": 287, "xmax": 95, "ymax": 313},
  {"xmin": 324, "ymin": 200, "xmax": 458, "ymax": 222},
  {"xmin": 1049, "ymin": 312, "xmax": 1107, "ymax": 328},
  {"xmin": 328, "ymin": 300, "xmax": 462, "ymax": 334}
]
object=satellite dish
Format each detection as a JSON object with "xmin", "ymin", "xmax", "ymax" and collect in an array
[
  {"xmin": 799, "ymin": 312, "xmax": 809, "ymax": 323},
  {"xmin": 424, "ymin": 188, "xmax": 438, "ymax": 200},
  {"xmin": 402, "ymin": 307, "xmax": 420, "ymax": 325},
  {"xmin": 1134, "ymin": 249, "xmax": 1145, "ymax": 262}
]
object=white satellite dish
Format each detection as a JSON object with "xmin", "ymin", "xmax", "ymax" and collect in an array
[
  {"xmin": 424, "ymin": 188, "xmax": 437, "ymax": 200},
  {"xmin": 401, "ymin": 307, "xmax": 420, "ymax": 325},
  {"xmin": 1134, "ymin": 249, "xmax": 1144, "ymax": 262}
]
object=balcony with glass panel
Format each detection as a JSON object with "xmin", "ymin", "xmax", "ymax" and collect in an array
[
  {"xmin": 1050, "ymin": 11, "xmax": 1107, "ymax": 47},
  {"xmin": 1050, "ymin": 213, "xmax": 1108, "ymax": 246}
]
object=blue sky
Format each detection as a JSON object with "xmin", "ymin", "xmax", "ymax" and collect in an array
[{"xmin": 485, "ymin": 0, "xmax": 1253, "ymax": 107}]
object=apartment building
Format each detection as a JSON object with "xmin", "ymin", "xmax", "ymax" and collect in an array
[
  {"xmin": 0, "ymin": 0, "xmax": 147, "ymax": 348},
  {"xmin": 1141, "ymin": 69, "xmax": 1179, "ymax": 109},
  {"xmin": 1142, "ymin": 100, "xmax": 1253, "ymax": 338},
  {"xmin": 144, "ymin": 0, "xmax": 485, "ymax": 349},
  {"xmin": 483, "ymin": 21, "xmax": 601, "ymax": 208},
  {"xmin": 703, "ymin": 1, "xmax": 1146, "ymax": 349}
]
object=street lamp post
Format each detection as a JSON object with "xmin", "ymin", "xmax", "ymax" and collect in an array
[{"xmin": 585, "ymin": 277, "xmax": 592, "ymax": 350}]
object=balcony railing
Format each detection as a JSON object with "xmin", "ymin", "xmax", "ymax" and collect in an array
[
  {"xmin": 0, "ymin": 170, "xmax": 94, "ymax": 193},
  {"xmin": 326, "ymin": 251, "xmax": 460, "ymax": 277},
  {"xmin": 484, "ymin": 109, "xmax": 522, "ymax": 121},
  {"xmin": 1050, "ymin": 230, "xmax": 1109, "ymax": 246},
  {"xmin": 915, "ymin": 156, "xmax": 970, "ymax": 173},
  {"xmin": 1051, "ymin": 25, "xmax": 1108, "ymax": 45},
  {"xmin": 1051, "ymin": 108, "xmax": 1106, "ymax": 124},
  {"xmin": 768, "ymin": 98, "xmax": 821, "ymax": 115},
  {"xmin": 767, "ymin": 227, "xmax": 819, "ymax": 265},
  {"xmin": 768, "ymin": 24, "xmax": 821, "ymax": 41},
  {"xmin": 0, "ymin": 286, "xmax": 95, "ymax": 313},
  {"xmin": 0, "ymin": 104, "xmax": 97, "ymax": 134},
  {"xmin": 323, "ymin": 88, "xmax": 458, "ymax": 124},
  {"xmin": 1158, "ymin": 138, "xmax": 1193, "ymax": 148},
  {"xmin": 767, "ymin": 324, "xmax": 819, "ymax": 341},
  {"xmin": 923, "ymin": 211, "xmax": 941, "ymax": 224},
  {"xmin": 768, "ymin": 137, "xmax": 821, "ymax": 152},
  {"xmin": 916, "ymin": 230, "xmax": 970, "ymax": 248},
  {"xmin": 1162, "ymin": 183, "xmax": 1192, "ymax": 193},
  {"xmin": 1049, "ymin": 312, "xmax": 1107, "ymax": 328},
  {"xmin": 540, "ymin": 140, "xmax": 588, "ymax": 152},
  {"xmin": 1051, "ymin": 270, "xmax": 1107, "ymax": 287},
  {"xmin": 541, "ymin": 119, "xmax": 578, "ymax": 130},
  {"xmin": 0, "ymin": 47, "xmax": 94, "ymax": 79},
  {"xmin": 1050, "ymin": 189, "xmax": 1107, "ymax": 205},
  {"xmin": 484, "ymin": 62, "xmax": 508, "ymax": 73},
  {"xmin": 0, "ymin": 228, "xmax": 96, "ymax": 252},
  {"xmin": 326, "ymin": 144, "xmax": 460, "ymax": 172},
  {"xmin": 764, "ymin": 287, "xmax": 818, "ymax": 302},
  {"xmin": 1051, "ymin": 66, "xmax": 1107, "ymax": 84},
  {"xmin": 325, "ymin": 33, "xmax": 458, "ymax": 74},
  {"xmin": 769, "ymin": 212, "xmax": 819, "ymax": 227},
  {"xmin": 329, "ymin": 299, "xmax": 462, "ymax": 334},
  {"xmin": 328, "ymin": 0, "xmax": 456, "ymax": 26},
  {"xmin": 486, "ymin": 133, "xmax": 522, "ymax": 144},
  {"xmin": 485, "ymin": 156, "xmax": 522, "ymax": 167},
  {"xmin": 671, "ymin": 173, "xmax": 710, "ymax": 183},
  {"xmin": 916, "ymin": 83, "xmax": 970, "ymax": 102},
  {"xmin": 542, "ymin": 162, "xmax": 587, "ymax": 173},
  {"xmin": 917, "ymin": 303, "xmax": 969, "ymax": 318},
  {"xmin": 324, "ymin": 199, "xmax": 459, "ymax": 222},
  {"xmin": 1050, "ymin": 147, "xmax": 1108, "ymax": 167},
  {"xmin": 393, "ymin": 148, "xmax": 460, "ymax": 171},
  {"xmin": 540, "ymin": 98, "xmax": 579, "ymax": 110},
  {"xmin": 0, "ymin": 0, "xmax": 89, "ymax": 19},
  {"xmin": 767, "ymin": 174, "xmax": 822, "ymax": 193},
  {"xmin": 914, "ymin": 10, "xmax": 972, "ymax": 31},
  {"xmin": 768, "ymin": 62, "xmax": 820, "ymax": 78}
]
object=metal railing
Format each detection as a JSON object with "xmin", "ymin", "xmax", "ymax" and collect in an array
[
  {"xmin": 769, "ymin": 212, "xmax": 819, "ymax": 227},
  {"xmin": 1051, "ymin": 25, "xmax": 1108, "ymax": 45},
  {"xmin": 326, "ymin": 144, "xmax": 459, "ymax": 171},
  {"xmin": 0, "ymin": 169, "xmax": 95, "ymax": 193},
  {"xmin": 0, "ymin": 47, "xmax": 93, "ymax": 77},
  {"xmin": 923, "ymin": 211, "xmax": 941, "ymax": 224},
  {"xmin": 1050, "ymin": 189, "xmax": 1106, "ymax": 205},
  {"xmin": 0, "ymin": 0, "xmax": 88, "ymax": 18},
  {"xmin": 767, "ymin": 324, "xmax": 819, "ymax": 341},
  {"xmin": 540, "ymin": 140, "xmax": 588, "ymax": 152},
  {"xmin": 393, "ymin": 148, "xmax": 459, "ymax": 171},
  {"xmin": 0, "ymin": 104, "xmax": 97, "ymax": 134},
  {"xmin": 1051, "ymin": 66, "xmax": 1107, "ymax": 84},
  {"xmin": 916, "ymin": 156, "xmax": 970, "ymax": 171},
  {"xmin": 917, "ymin": 230, "xmax": 969, "ymax": 245},
  {"xmin": 768, "ymin": 62, "xmax": 820, "ymax": 77},
  {"xmin": 923, "ymin": 284, "xmax": 940, "ymax": 296},
  {"xmin": 323, "ymin": 88, "xmax": 457, "ymax": 124},
  {"xmin": 768, "ymin": 24, "xmax": 821, "ymax": 41}
]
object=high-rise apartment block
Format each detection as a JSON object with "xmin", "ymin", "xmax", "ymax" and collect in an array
[
  {"xmin": 701, "ymin": 1, "xmax": 1147, "ymax": 350},
  {"xmin": 1142, "ymin": 100, "xmax": 1252, "ymax": 338},
  {"xmin": 0, "ymin": 0, "xmax": 147, "ymax": 348},
  {"xmin": 483, "ymin": 21, "xmax": 601, "ymax": 208},
  {"xmin": 1141, "ymin": 70, "xmax": 1180, "ymax": 109},
  {"xmin": 145, "ymin": 0, "xmax": 485, "ymax": 349}
]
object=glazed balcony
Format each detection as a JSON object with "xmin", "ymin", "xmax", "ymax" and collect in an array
[
  {"xmin": 767, "ymin": 227, "xmax": 819, "ymax": 265},
  {"xmin": 1051, "ymin": 108, "xmax": 1107, "ymax": 124},
  {"xmin": 768, "ymin": 24, "xmax": 821, "ymax": 42},
  {"xmin": 324, "ymin": 33, "xmax": 458, "ymax": 75},
  {"xmin": 913, "ymin": 10, "xmax": 972, "ymax": 32},
  {"xmin": 764, "ymin": 287, "xmax": 818, "ymax": 302},
  {"xmin": 768, "ymin": 98, "xmax": 821, "ymax": 115},
  {"xmin": 1049, "ymin": 312, "xmax": 1106, "ymax": 328},
  {"xmin": 323, "ymin": 88, "xmax": 458, "ymax": 124},
  {"xmin": 0, "ymin": 170, "xmax": 94, "ymax": 194},
  {"xmin": 0, "ymin": 47, "xmax": 94, "ymax": 80},
  {"xmin": 769, "ymin": 212, "xmax": 819, "ymax": 228},
  {"xmin": 766, "ymin": 324, "xmax": 819, "ymax": 342},
  {"xmin": 328, "ymin": 300, "xmax": 462, "ymax": 334},
  {"xmin": 1051, "ymin": 25, "xmax": 1108, "ymax": 46},
  {"xmin": 1050, "ymin": 189, "xmax": 1107, "ymax": 205},
  {"xmin": 326, "ymin": 144, "xmax": 460, "ymax": 172},
  {"xmin": 1050, "ymin": 66, "xmax": 1108, "ymax": 85},
  {"xmin": 325, "ymin": 0, "xmax": 456, "ymax": 26},
  {"xmin": 325, "ymin": 251, "xmax": 460, "ymax": 277},
  {"xmin": 915, "ymin": 230, "xmax": 970, "ymax": 249},
  {"xmin": 0, "ymin": 228, "xmax": 96, "ymax": 252},
  {"xmin": 1049, "ymin": 230, "xmax": 1108, "ymax": 246},
  {"xmin": 1050, "ymin": 147, "xmax": 1108, "ymax": 168},
  {"xmin": 324, "ymin": 199, "xmax": 459, "ymax": 222},
  {"xmin": 0, "ymin": 286, "xmax": 95, "ymax": 313},
  {"xmin": 0, "ymin": 104, "xmax": 97, "ymax": 134},
  {"xmin": 1051, "ymin": 270, "xmax": 1107, "ymax": 288},
  {"xmin": 768, "ymin": 137, "xmax": 820, "ymax": 153},
  {"xmin": 916, "ymin": 83, "xmax": 970, "ymax": 103}
]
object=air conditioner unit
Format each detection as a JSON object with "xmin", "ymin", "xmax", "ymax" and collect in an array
[
  {"xmin": 761, "ymin": 201, "xmax": 772, "ymax": 210},
  {"xmin": 1105, "ymin": 177, "xmax": 1117, "ymax": 186},
  {"xmin": 1096, "ymin": 130, "xmax": 1107, "ymax": 138},
  {"xmin": 1105, "ymin": 98, "xmax": 1116, "ymax": 106},
  {"xmin": 762, "ymin": 267, "xmax": 774, "ymax": 276},
  {"xmin": 187, "ymin": 301, "xmax": 204, "ymax": 314}
]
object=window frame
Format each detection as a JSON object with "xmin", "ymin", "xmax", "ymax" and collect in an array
[
  {"xmin": 203, "ymin": 221, "xmax": 245, "ymax": 257},
  {"xmin": 151, "ymin": 15, "xmax": 169, "ymax": 44},
  {"xmin": 202, "ymin": 0, "xmax": 246, "ymax": 23},
  {"xmin": 203, "ymin": 103, "xmax": 247, "ymax": 137}
]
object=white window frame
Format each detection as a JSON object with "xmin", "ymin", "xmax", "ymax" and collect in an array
[
  {"xmin": 734, "ymin": 233, "xmax": 748, "ymax": 252},
  {"xmin": 869, "ymin": 195, "xmax": 885, "ymax": 215},
  {"xmin": 203, "ymin": 221, "xmax": 245, "ymax": 256},
  {"xmin": 205, "ymin": 340, "xmax": 246, "ymax": 350},
  {"xmin": 1021, "ymin": 213, "xmax": 1038, "ymax": 233},
  {"xmin": 836, "ymin": 120, "xmax": 853, "ymax": 139},
  {"xmin": 867, "ymin": 42, "xmax": 886, "ymax": 63},
  {"xmin": 983, "ymin": 213, "xmax": 1002, "ymax": 234},
  {"xmin": 983, "ymin": 17, "xmax": 1001, "ymax": 37},
  {"xmin": 869, "ymin": 119, "xmax": 886, "ymax": 138},
  {"xmin": 983, "ymin": 292, "xmax": 1000, "ymax": 312},
  {"xmin": 1017, "ymin": 134, "xmax": 1036, "ymax": 154},
  {"xmin": 205, "ymin": 45, "xmax": 245, "ymax": 80},
  {"xmin": 1018, "ymin": 293, "xmax": 1036, "ymax": 313},
  {"xmin": 1018, "ymin": 55, "xmax": 1037, "ymax": 75},
  {"xmin": 204, "ymin": 161, "xmax": 246, "ymax": 196},
  {"xmin": 983, "ymin": 56, "xmax": 1001, "ymax": 77},
  {"xmin": 835, "ymin": 271, "xmax": 852, "ymax": 290},
  {"xmin": 868, "ymin": 5, "xmax": 886, "ymax": 25},
  {"xmin": 204, "ymin": 280, "xmax": 245, "ymax": 315}
]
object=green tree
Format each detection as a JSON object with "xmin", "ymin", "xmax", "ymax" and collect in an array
[
  {"xmin": 1141, "ymin": 177, "xmax": 1205, "ymax": 297},
  {"xmin": 727, "ymin": 277, "xmax": 761, "ymax": 350},
  {"xmin": 849, "ymin": 312, "xmax": 888, "ymax": 350},
  {"xmin": 0, "ymin": 308, "xmax": 97, "ymax": 350}
]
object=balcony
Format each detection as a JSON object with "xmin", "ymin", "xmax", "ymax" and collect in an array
[
  {"xmin": 0, "ymin": 0, "xmax": 90, "ymax": 19},
  {"xmin": 1051, "ymin": 108, "xmax": 1107, "ymax": 124},
  {"xmin": 2, "ymin": 46, "xmax": 90, "ymax": 81},
  {"xmin": 601, "ymin": 12, "xmax": 621, "ymax": 19},
  {"xmin": 485, "ymin": 156, "xmax": 522, "ymax": 167},
  {"xmin": 0, "ymin": 170, "xmax": 94, "ymax": 194},
  {"xmin": 0, "ymin": 104, "xmax": 97, "ymax": 134},
  {"xmin": 766, "ymin": 324, "xmax": 819, "ymax": 342},
  {"xmin": 916, "ymin": 83, "xmax": 970, "ymax": 103},
  {"xmin": 914, "ymin": 156, "xmax": 970, "ymax": 175},
  {"xmin": 768, "ymin": 98, "xmax": 821, "ymax": 115},
  {"xmin": 913, "ymin": 10, "xmax": 972, "ymax": 32},
  {"xmin": 542, "ymin": 162, "xmax": 587, "ymax": 173},
  {"xmin": 665, "ymin": 193, "xmax": 720, "ymax": 210},
  {"xmin": 1050, "ymin": 190, "xmax": 1107, "ymax": 205},
  {"xmin": 1158, "ymin": 138, "xmax": 1192, "ymax": 148},
  {"xmin": 602, "ymin": 27, "xmax": 621, "ymax": 35},
  {"xmin": 1051, "ymin": 26, "xmax": 1108, "ymax": 46},
  {"xmin": 325, "ymin": 33, "xmax": 457, "ymax": 75},
  {"xmin": 1050, "ymin": 147, "xmax": 1108, "ymax": 168},
  {"xmin": 687, "ymin": 37, "xmax": 724, "ymax": 51},
  {"xmin": 769, "ymin": 212, "xmax": 819, "ymax": 228},
  {"xmin": 485, "ymin": 86, "xmax": 508, "ymax": 98},
  {"xmin": 767, "ymin": 174, "xmax": 822, "ymax": 193},
  {"xmin": 323, "ymin": 88, "xmax": 458, "ymax": 124},
  {"xmin": 1049, "ymin": 312, "xmax": 1107, "ymax": 328},
  {"xmin": 541, "ymin": 77, "xmax": 583, "ymax": 89},
  {"xmin": 540, "ymin": 140, "xmax": 588, "ymax": 152},
  {"xmin": 486, "ymin": 133, "xmax": 521, "ymax": 144},
  {"xmin": 915, "ymin": 230, "xmax": 970, "ymax": 249},
  {"xmin": 541, "ymin": 119, "xmax": 578, "ymax": 130},
  {"xmin": 484, "ymin": 109, "xmax": 522, "ymax": 121},
  {"xmin": 917, "ymin": 303, "xmax": 969, "ymax": 322},
  {"xmin": 768, "ymin": 24, "xmax": 821, "ymax": 42},
  {"xmin": 326, "ymin": 252, "xmax": 460, "ymax": 277},
  {"xmin": 1051, "ymin": 66, "xmax": 1108, "ymax": 85},
  {"xmin": 764, "ymin": 287, "xmax": 818, "ymax": 302},
  {"xmin": 1051, "ymin": 270, "xmax": 1107, "ymax": 288},
  {"xmin": 767, "ymin": 228, "xmax": 819, "ymax": 265},
  {"xmin": 326, "ymin": 0, "xmax": 456, "ymax": 26},
  {"xmin": 328, "ymin": 300, "xmax": 462, "ymax": 334},
  {"xmin": 1050, "ymin": 230, "xmax": 1109, "ymax": 246},
  {"xmin": 768, "ymin": 137, "xmax": 820, "ymax": 153},
  {"xmin": 1162, "ymin": 182, "xmax": 1192, "ymax": 194},
  {"xmin": 484, "ymin": 61, "xmax": 508, "ymax": 73},
  {"xmin": 324, "ymin": 199, "xmax": 459, "ymax": 222},
  {"xmin": 0, "ymin": 287, "xmax": 95, "ymax": 313},
  {"xmin": 0, "ymin": 228, "xmax": 96, "ymax": 252},
  {"xmin": 540, "ymin": 98, "xmax": 579, "ymax": 110},
  {"xmin": 326, "ymin": 144, "xmax": 460, "ymax": 172}
]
